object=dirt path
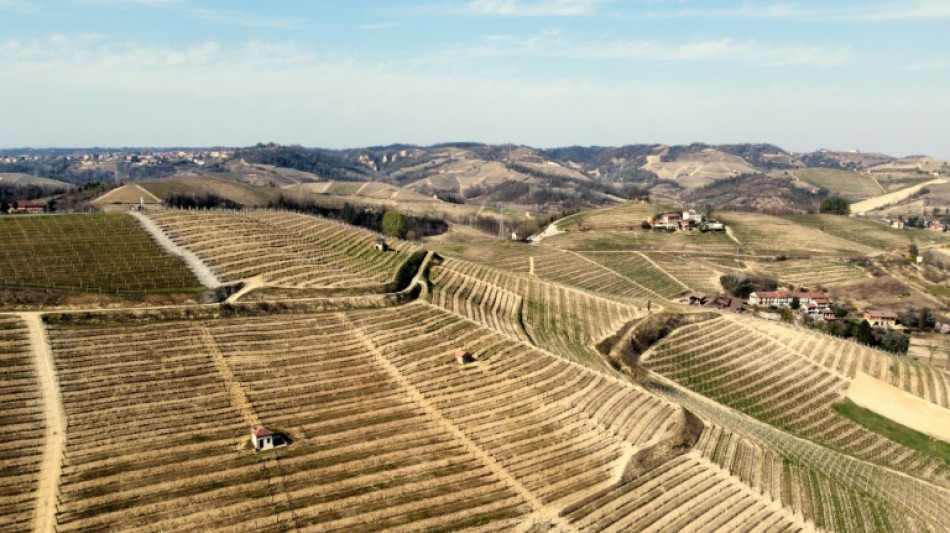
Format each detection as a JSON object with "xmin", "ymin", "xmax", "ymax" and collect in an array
[
  {"xmin": 225, "ymin": 276, "xmax": 265, "ymax": 304},
  {"xmin": 22, "ymin": 312, "xmax": 65, "ymax": 533},
  {"xmin": 851, "ymin": 177, "xmax": 948, "ymax": 213},
  {"xmin": 725, "ymin": 225, "xmax": 742, "ymax": 247},
  {"xmin": 129, "ymin": 211, "xmax": 222, "ymax": 288},
  {"xmin": 201, "ymin": 328, "xmax": 260, "ymax": 429},
  {"xmin": 339, "ymin": 312, "xmax": 578, "ymax": 532},
  {"xmin": 528, "ymin": 222, "xmax": 564, "ymax": 243},
  {"xmin": 869, "ymin": 174, "xmax": 887, "ymax": 194},
  {"xmin": 529, "ymin": 256, "xmax": 535, "ymax": 276}
]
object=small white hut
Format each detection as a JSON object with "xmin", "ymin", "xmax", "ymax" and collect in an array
[{"xmin": 252, "ymin": 427, "xmax": 275, "ymax": 451}]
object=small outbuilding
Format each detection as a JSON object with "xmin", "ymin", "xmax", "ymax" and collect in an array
[
  {"xmin": 374, "ymin": 237, "xmax": 389, "ymax": 252},
  {"xmin": 251, "ymin": 427, "xmax": 287, "ymax": 451},
  {"xmin": 455, "ymin": 349, "xmax": 476, "ymax": 365}
]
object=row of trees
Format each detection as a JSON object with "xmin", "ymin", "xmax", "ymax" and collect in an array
[
  {"xmin": 815, "ymin": 318, "xmax": 910, "ymax": 354},
  {"xmin": 269, "ymin": 196, "xmax": 447, "ymax": 239}
]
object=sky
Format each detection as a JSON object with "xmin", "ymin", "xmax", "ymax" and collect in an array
[{"xmin": 1, "ymin": 0, "xmax": 949, "ymax": 157}]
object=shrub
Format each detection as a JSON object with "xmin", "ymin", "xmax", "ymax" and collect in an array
[{"xmin": 819, "ymin": 196, "xmax": 850, "ymax": 215}]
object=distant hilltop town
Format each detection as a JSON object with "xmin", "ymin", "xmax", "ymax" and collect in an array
[{"xmin": 1, "ymin": 149, "xmax": 234, "ymax": 168}]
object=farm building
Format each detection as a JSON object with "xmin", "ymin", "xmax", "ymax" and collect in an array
[
  {"xmin": 748, "ymin": 290, "xmax": 831, "ymax": 311},
  {"xmin": 374, "ymin": 237, "xmax": 389, "ymax": 252},
  {"xmin": 652, "ymin": 212, "xmax": 682, "ymax": 230},
  {"xmin": 681, "ymin": 210, "xmax": 703, "ymax": 229},
  {"xmin": 683, "ymin": 293, "xmax": 744, "ymax": 313},
  {"xmin": 11, "ymin": 200, "xmax": 47, "ymax": 214},
  {"xmin": 864, "ymin": 309, "xmax": 899, "ymax": 328},
  {"xmin": 251, "ymin": 427, "xmax": 286, "ymax": 451}
]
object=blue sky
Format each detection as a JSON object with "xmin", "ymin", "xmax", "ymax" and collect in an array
[{"xmin": 1, "ymin": 0, "xmax": 949, "ymax": 157}]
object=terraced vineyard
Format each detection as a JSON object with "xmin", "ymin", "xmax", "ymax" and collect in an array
[
  {"xmin": 747, "ymin": 258, "xmax": 868, "ymax": 288},
  {"xmin": 47, "ymin": 312, "xmax": 530, "ymax": 531},
  {"xmin": 645, "ymin": 252, "xmax": 725, "ymax": 294},
  {"xmin": 745, "ymin": 319, "xmax": 950, "ymax": 408},
  {"xmin": 146, "ymin": 209, "xmax": 416, "ymax": 289},
  {"xmin": 695, "ymin": 423, "xmax": 938, "ymax": 532},
  {"xmin": 0, "ymin": 316, "xmax": 43, "ymax": 533},
  {"xmin": 434, "ymin": 243, "xmax": 665, "ymax": 301},
  {"xmin": 6, "ymin": 202, "xmax": 950, "ymax": 533},
  {"xmin": 430, "ymin": 257, "xmax": 643, "ymax": 369},
  {"xmin": 27, "ymin": 303, "xmax": 814, "ymax": 531},
  {"xmin": 645, "ymin": 316, "xmax": 950, "ymax": 484},
  {"xmin": 0, "ymin": 214, "xmax": 202, "ymax": 295},
  {"xmin": 581, "ymin": 252, "xmax": 691, "ymax": 299}
]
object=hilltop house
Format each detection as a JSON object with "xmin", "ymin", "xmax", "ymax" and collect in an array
[
  {"xmin": 748, "ymin": 290, "xmax": 832, "ymax": 315},
  {"xmin": 864, "ymin": 309, "xmax": 899, "ymax": 328},
  {"xmin": 653, "ymin": 212, "xmax": 682, "ymax": 230}
]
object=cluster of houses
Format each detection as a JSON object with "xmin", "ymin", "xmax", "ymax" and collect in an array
[
  {"xmin": 683, "ymin": 288, "xmax": 901, "ymax": 329},
  {"xmin": 649, "ymin": 210, "xmax": 725, "ymax": 232},
  {"xmin": 883, "ymin": 215, "xmax": 948, "ymax": 232},
  {"xmin": 683, "ymin": 288, "xmax": 836, "ymax": 319}
]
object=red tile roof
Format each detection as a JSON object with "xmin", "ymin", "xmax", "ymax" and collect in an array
[{"xmin": 252, "ymin": 427, "xmax": 273, "ymax": 438}]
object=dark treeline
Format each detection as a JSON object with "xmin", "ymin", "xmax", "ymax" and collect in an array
[
  {"xmin": 235, "ymin": 144, "xmax": 372, "ymax": 182},
  {"xmin": 269, "ymin": 196, "xmax": 448, "ymax": 238},
  {"xmin": 0, "ymin": 158, "xmax": 114, "ymax": 185},
  {"xmin": 0, "ymin": 183, "xmax": 67, "ymax": 203},
  {"xmin": 164, "ymin": 193, "xmax": 243, "ymax": 210}
]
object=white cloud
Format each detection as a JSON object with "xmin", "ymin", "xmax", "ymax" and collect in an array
[
  {"xmin": 905, "ymin": 58, "xmax": 950, "ymax": 71},
  {"xmin": 73, "ymin": 0, "xmax": 182, "ymax": 6},
  {"xmin": 358, "ymin": 22, "xmax": 401, "ymax": 30},
  {"xmin": 643, "ymin": 1, "xmax": 950, "ymax": 21},
  {"xmin": 444, "ymin": 32, "xmax": 849, "ymax": 67},
  {"xmin": 0, "ymin": 34, "xmax": 945, "ymax": 159},
  {"xmin": 464, "ymin": 0, "xmax": 605, "ymax": 16},
  {"xmin": 189, "ymin": 8, "xmax": 304, "ymax": 30}
]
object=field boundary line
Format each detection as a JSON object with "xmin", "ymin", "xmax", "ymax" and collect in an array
[
  {"xmin": 633, "ymin": 251, "xmax": 693, "ymax": 293},
  {"xmin": 338, "ymin": 312, "xmax": 578, "ymax": 532},
  {"xmin": 22, "ymin": 312, "xmax": 65, "ymax": 533}
]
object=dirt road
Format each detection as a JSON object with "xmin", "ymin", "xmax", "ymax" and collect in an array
[
  {"xmin": 22, "ymin": 312, "xmax": 65, "ymax": 533},
  {"xmin": 129, "ymin": 211, "xmax": 222, "ymax": 288}
]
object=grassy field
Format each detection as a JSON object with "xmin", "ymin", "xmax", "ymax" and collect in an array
[
  {"xmin": 786, "ymin": 214, "xmax": 950, "ymax": 252},
  {"xmin": 833, "ymin": 400, "xmax": 950, "ymax": 464},
  {"xmin": 544, "ymin": 228, "xmax": 740, "ymax": 253},
  {"xmin": 718, "ymin": 212, "xmax": 874, "ymax": 256},
  {"xmin": 556, "ymin": 202, "xmax": 658, "ymax": 230},
  {"xmin": 0, "ymin": 213, "xmax": 203, "ymax": 295},
  {"xmin": 792, "ymin": 168, "xmax": 883, "ymax": 200}
]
